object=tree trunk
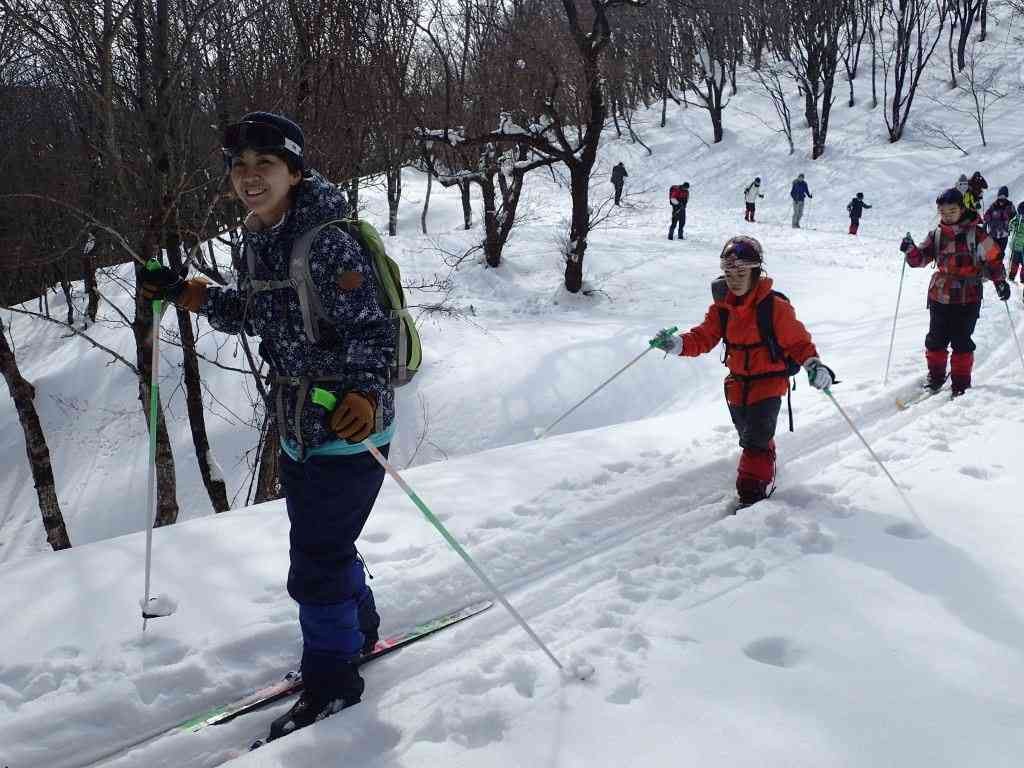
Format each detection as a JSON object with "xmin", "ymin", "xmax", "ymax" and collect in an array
[
  {"xmin": 460, "ymin": 179, "xmax": 472, "ymax": 230},
  {"xmin": 82, "ymin": 252, "xmax": 99, "ymax": 324},
  {"xmin": 166, "ymin": 222, "xmax": 230, "ymax": 514},
  {"xmin": 980, "ymin": 0, "xmax": 988, "ymax": 41},
  {"xmin": 386, "ymin": 165, "xmax": 402, "ymax": 236},
  {"xmin": 59, "ymin": 265, "xmax": 74, "ymax": 327},
  {"xmin": 348, "ymin": 177, "xmax": 360, "ymax": 218},
  {"xmin": 421, "ymin": 167, "xmax": 432, "ymax": 235},
  {"xmin": 0, "ymin": 315, "xmax": 72, "ymax": 550},
  {"xmin": 564, "ymin": 165, "xmax": 590, "ymax": 294},
  {"xmin": 479, "ymin": 175, "xmax": 501, "ymax": 268},
  {"xmin": 254, "ymin": 417, "xmax": 282, "ymax": 503}
]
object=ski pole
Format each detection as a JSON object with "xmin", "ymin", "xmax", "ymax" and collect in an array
[
  {"xmin": 883, "ymin": 241, "xmax": 910, "ymax": 385},
  {"xmin": 534, "ymin": 327, "xmax": 677, "ymax": 440},
  {"xmin": 823, "ymin": 389, "xmax": 928, "ymax": 533},
  {"xmin": 361, "ymin": 442, "xmax": 590, "ymax": 678},
  {"xmin": 1005, "ymin": 301, "xmax": 1024, "ymax": 371},
  {"xmin": 142, "ymin": 297, "xmax": 164, "ymax": 631},
  {"xmin": 141, "ymin": 268, "xmax": 178, "ymax": 630}
]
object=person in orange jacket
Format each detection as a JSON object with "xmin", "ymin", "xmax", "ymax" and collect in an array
[{"xmin": 650, "ymin": 236, "xmax": 835, "ymax": 509}]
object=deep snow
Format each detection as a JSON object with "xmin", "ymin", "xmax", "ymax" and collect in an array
[{"xmin": 2, "ymin": 12, "xmax": 1024, "ymax": 768}]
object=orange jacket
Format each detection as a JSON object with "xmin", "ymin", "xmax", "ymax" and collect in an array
[{"xmin": 680, "ymin": 278, "xmax": 818, "ymax": 406}]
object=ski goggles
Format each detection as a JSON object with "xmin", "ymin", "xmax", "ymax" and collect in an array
[
  {"xmin": 720, "ymin": 241, "xmax": 761, "ymax": 273},
  {"xmin": 222, "ymin": 121, "xmax": 303, "ymax": 161}
]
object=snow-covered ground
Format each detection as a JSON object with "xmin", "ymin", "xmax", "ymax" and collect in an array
[{"xmin": 3, "ymin": 12, "xmax": 1024, "ymax": 768}]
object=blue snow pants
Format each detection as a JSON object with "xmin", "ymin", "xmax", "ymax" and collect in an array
[{"xmin": 279, "ymin": 446, "xmax": 387, "ymax": 702}]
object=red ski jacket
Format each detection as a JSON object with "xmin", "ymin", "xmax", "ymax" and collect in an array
[{"xmin": 680, "ymin": 278, "xmax": 818, "ymax": 406}]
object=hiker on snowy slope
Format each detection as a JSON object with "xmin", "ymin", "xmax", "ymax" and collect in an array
[
  {"xmin": 669, "ymin": 182, "xmax": 689, "ymax": 240},
  {"xmin": 611, "ymin": 162, "xmax": 628, "ymax": 206},
  {"xmin": 847, "ymin": 192, "xmax": 871, "ymax": 235},
  {"xmin": 901, "ymin": 188, "xmax": 1010, "ymax": 397},
  {"xmin": 790, "ymin": 174, "xmax": 812, "ymax": 228},
  {"xmin": 139, "ymin": 112, "xmax": 396, "ymax": 740},
  {"xmin": 649, "ymin": 236, "xmax": 835, "ymax": 510},
  {"xmin": 983, "ymin": 186, "xmax": 1015, "ymax": 254},
  {"xmin": 1008, "ymin": 202, "xmax": 1024, "ymax": 284},
  {"xmin": 969, "ymin": 171, "xmax": 988, "ymax": 211},
  {"xmin": 743, "ymin": 177, "xmax": 764, "ymax": 222}
]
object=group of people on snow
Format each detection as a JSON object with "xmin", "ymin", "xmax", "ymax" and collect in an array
[{"xmin": 138, "ymin": 112, "xmax": 1020, "ymax": 746}]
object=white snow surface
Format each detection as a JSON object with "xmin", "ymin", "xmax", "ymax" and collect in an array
[{"xmin": 3, "ymin": 18, "xmax": 1024, "ymax": 768}]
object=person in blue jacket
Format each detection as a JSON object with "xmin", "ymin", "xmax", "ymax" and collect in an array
[
  {"xmin": 790, "ymin": 173, "xmax": 812, "ymax": 228},
  {"xmin": 139, "ymin": 112, "xmax": 395, "ymax": 741}
]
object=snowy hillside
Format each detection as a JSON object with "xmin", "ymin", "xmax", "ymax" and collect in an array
[{"xmin": 3, "ymin": 11, "xmax": 1024, "ymax": 768}]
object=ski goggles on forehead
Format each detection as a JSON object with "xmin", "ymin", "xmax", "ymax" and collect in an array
[{"xmin": 222, "ymin": 121, "xmax": 302, "ymax": 159}]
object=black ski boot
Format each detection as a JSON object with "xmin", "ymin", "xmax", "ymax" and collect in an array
[{"xmin": 267, "ymin": 659, "xmax": 364, "ymax": 742}]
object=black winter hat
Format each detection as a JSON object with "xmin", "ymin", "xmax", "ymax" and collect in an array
[
  {"xmin": 856, "ymin": 192, "xmax": 864, "ymax": 198},
  {"xmin": 754, "ymin": 177, "xmax": 761, "ymax": 184},
  {"xmin": 936, "ymin": 188, "xmax": 964, "ymax": 207},
  {"xmin": 224, "ymin": 112, "xmax": 305, "ymax": 169},
  {"xmin": 998, "ymin": 185, "xmax": 1009, "ymax": 197},
  {"xmin": 682, "ymin": 182, "xmax": 690, "ymax": 188}
]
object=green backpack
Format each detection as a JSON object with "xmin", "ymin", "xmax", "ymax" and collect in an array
[{"xmin": 246, "ymin": 218, "xmax": 422, "ymax": 386}]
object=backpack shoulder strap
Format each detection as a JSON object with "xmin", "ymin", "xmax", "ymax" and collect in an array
[
  {"xmin": 287, "ymin": 218, "xmax": 349, "ymax": 343},
  {"xmin": 756, "ymin": 292, "xmax": 780, "ymax": 361}
]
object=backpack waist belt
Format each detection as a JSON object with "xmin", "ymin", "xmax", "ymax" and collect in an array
[{"xmin": 272, "ymin": 374, "xmax": 348, "ymax": 459}]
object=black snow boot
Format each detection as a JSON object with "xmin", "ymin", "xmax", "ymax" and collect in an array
[{"xmin": 267, "ymin": 689, "xmax": 356, "ymax": 742}]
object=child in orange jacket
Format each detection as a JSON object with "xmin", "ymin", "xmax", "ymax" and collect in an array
[{"xmin": 650, "ymin": 236, "xmax": 835, "ymax": 509}]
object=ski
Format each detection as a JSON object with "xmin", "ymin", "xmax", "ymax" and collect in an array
[
  {"xmin": 80, "ymin": 600, "xmax": 492, "ymax": 767},
  {"xmin": 193, "ymin": 599, "xmax": 492, "ymax": 731},
  {"xmin": 895, "ymin": 385, "xmax": 945, "ymax": 410}
]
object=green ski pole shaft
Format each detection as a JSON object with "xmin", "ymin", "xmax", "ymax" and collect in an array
[
  {"xmin": 143, "ymin": 298, "xmax": 164, "ymax": 631},
  {"xmin": 883, "ymin": 253, "xmax": 908, "ymax": 386},
  {"xmin": 824, "ymin": 390, "xmax": 927, "ymax": 532},
  {"xmin": 363, "ymin": 441, "xmax": 565, "ymax": 672}
]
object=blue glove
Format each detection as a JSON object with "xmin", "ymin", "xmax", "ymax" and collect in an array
[
  {"xmin": 995, "ymin": 281, "xmax": 1011, "ymax": 301},
  {"xmin": 900, "ymin": 235, "xmax": 915, "ymax": 253},
  {"xmin": 804, "ymin": 357, "xmax": 835, "ymax": 390}
]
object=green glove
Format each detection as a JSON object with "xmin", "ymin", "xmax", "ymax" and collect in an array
[{"xmin": 649, "ymin": 327, "xmax": 682, "ymax": 354}]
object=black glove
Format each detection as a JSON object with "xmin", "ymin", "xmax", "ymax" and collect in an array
[
  {"xmin": 995, "ymin": 280, "xmax": 1011, "ymax": 301},
  {"xmin": 139, "ymin": 264, "xmax": 187, "ymax": 302},
  {"xmin": 899, "ymin": 235, "xmax": 915, "ymax": 253}
]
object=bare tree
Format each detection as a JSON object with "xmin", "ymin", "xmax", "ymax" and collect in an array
[
  {"xmin": 951, "ymin": 0, "xmax": 984, "ymax": 71},
  {"xmin": 878, "ymin": 0, "xmax": 948, "ymax": 143},
  {"xmin": 925, "ymin": 40, "xmax": 1007, "ymax": 145},
  {"xmin": 670, "ymin": 0, "xmax": 736, "ymax": 143},
  {"xmin": 0, "ymin": 314, "xmax": 72, "ymax": 550},
  {"xmin": 755, "ymin": 63, "xmax": 796, "ymax": 154},
  {"xmin": 772, "ymin": 0, "xmax": 852, "ymax": 159},
  {"xmin": 842, "ymin": 0, "xmax": 871, "ymax": 106}
]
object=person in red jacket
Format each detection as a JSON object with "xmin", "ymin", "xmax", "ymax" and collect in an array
[
  {"xmin": 649, "ymin": 236, "xmax": 835, "ymax": 509},
  {"xmin": 669, "ymin": 182, "xmax": 689, "ymax": 240},
  {"xmin": 900, "ymin": 188, "xmax": 1010, "ymax": 396}
]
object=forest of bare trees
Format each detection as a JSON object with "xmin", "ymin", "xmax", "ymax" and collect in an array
[{"xmin": 0, "ymin": 0, "xmax": 1008, "ymax": 549}]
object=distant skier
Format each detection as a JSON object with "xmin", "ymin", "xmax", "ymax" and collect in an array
[
  {"xmin": 983, "ymin": 186, "xmax": 1014, "ymax": 254},
  {"xmin": 790, "ymin": 173, "xmax": 812, "ymax": 228},
  {"xmin": 611, "ymin": 162, "xmax": 628, "ymax": 206},
  {"xmin": 649, "ymin": 236, "xmax": 835, "ymax": 510},
  {"xmin": 669, "ymin": 182, "xmax": 689, "ymax": 240},
  {"xmin": 743, "ymin": 177, "xmax": 764, "ymax": 222},
  {"xmin": 968, "ymin": 171, "xmax": 988, "ymax": 211},
  {"xmin": 1008, "ymin": 202, "xmax": 1024, "ymax": 284},
  {"xmin": 955, "ymin": 174, "xmax": 975, "ymax": 211},
  {"xmin": 900, "ymin": 188, "xmax": 1010, "ymax": 397},
  {"xmin": 846, "ymin": 192, "xmax": 871, "ymax": 235}
]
